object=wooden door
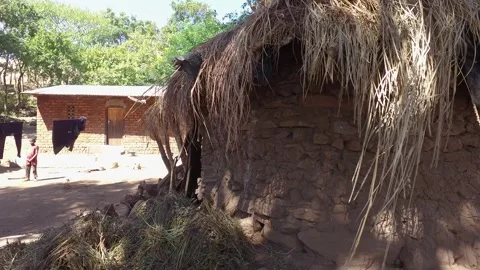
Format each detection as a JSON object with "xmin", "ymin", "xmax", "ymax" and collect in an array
[{"xmin": 107, "ymin": 107, "xmax": 124, "ymax": 145}]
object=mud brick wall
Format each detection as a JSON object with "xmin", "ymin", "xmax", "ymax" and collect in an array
[
  {"xmin": 35, "ymin": 95, "xmax": 174, "ymax": 155},
  {"xmin": 201, "ymin": 80, "xmax": 480, "ymax": 269}
]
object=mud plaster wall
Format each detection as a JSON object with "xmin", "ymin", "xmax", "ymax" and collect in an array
[{"xmin": 201, "ymin": 77, "xmax": 480, "ymax": 269}]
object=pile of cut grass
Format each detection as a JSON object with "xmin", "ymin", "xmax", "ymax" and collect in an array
[{"xmin": 0, "ymin": 194, "xmax": 253, "ymax": 270}]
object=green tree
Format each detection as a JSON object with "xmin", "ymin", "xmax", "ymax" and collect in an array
[
  {"xmin": 0, "ymin": 0, "xmax": 39, "ymax": 111},
  {"xmin": 82, "ymin": 32, "xmax": 162, "ymax": 85},
  {"xmin": 0, "ymin": 0, "xmax": 248, "ymax": 113},
  {"xmin": 155, "ymin": 0, "xmax": 229, "ymax": 82},
  {"xmin": 26, "ymin": 0, "xmax": 162, "ymax": 86},
  {"xmin": 26, "ymin": 28, "xmax": 83, "ymax": 85}
]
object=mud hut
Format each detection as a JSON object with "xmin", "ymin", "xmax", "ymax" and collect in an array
[{"xmin": 148, "ymin": 0, "xmax": 480, "ymax": 268}]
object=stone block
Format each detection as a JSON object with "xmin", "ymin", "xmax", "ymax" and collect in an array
[
  {"xmin": 276, "ymin": 130, "xmax": 292, "ymax": 139},
  {"xmin": 445, "ymin": 137, "xmax": 463, "ymax": 152},
  {"xmin": 271, "ymin": 216, "xmax": 301, "ymax": 234},
  {"xmin": 264, "ymin": 97, "xmax": 298, "ymax": 108},
  {"xmin": 260, "ymin": 120, "xmax": 277, "ymax": 129},
  {"xmin": 259, "ymin": 129, "xmax": 275, "ymax": 139},
  {"xmin": 291, "ymin": 208, "xmax": 326, "ymax": 223},
  {"xmin": 283, "ymin": 109, "xmax": 301, "ymax": 117},
  {"xmin": 333, "ymin": 121, "xmax": 357, "ymax": 135},
  {"xmin": 225, "ymin": 195, "xmax": 240, "ymax": 216},
  {"xmin": 399, "ymin": 240, "xmax": 439, "ymax": 270},
  {"xmin": 262, "ymin": 225, "xmax": 299, "ymax": 250},
  {"xmin": 283, "ymin": 145, "xmax": 304, "ymax": 161},
  {"xmin": 297, "ymin": 159, "xmax": 315, "ymax": 170},
  {"xmin": 435, "ymin": 247, "xmax": 455, "ymax": 266},
  {"xmin": 253, "ymin": 183, "xmax": 269, "ymax": 198},
  {"xmin": 345, "ymin": 139, "xmax": 362, "ymax": 152},
  {"xmin": 443, "ymin": 151, "xmax": 465, "ymax": 162},
  {"xmin": 269, "ymin": 180, "xmax": 289, "ymax": 198},
  {"xmin": 448, "ymin": 116, "xmax": 466, "ymax": 136},
  {"xmin": 313, "ymin": 133, "xmax": 330, "ymax": 145},
  {"xmin": 332, "ymin": 138, "xmax": 344, "ymax": 150},
  {"xmin": 454, "ymin": 243, "xmax": 478, "ymax": 268},
  {"xmin": 114, "ymin": 203, "xmax": 130, "ymax": 218},
  {"xmin": 466, "ymin": 121, "xmax": 480, "ymax": 133},
  {"xmin": 289, "ymin": 189, "xmax": 303, "ymax": 202},
  {"xmin": 315, "ymin": 115, "xmax": 331, "ymax": 132},
  {"xmin": 332, "ymin": 204, "xmax": 349, "ymax": 224},
  {"xmin": 460, "ymin": 134, "xmax": 480, "ymax": 147},
  {"xmin": 293, "ymin": 128, "xmax": 312, "ymax": 141},
  {"xmin": 230, "ymin": 180, "xmax": 244, "ymax": 191},
  {"xmin": 310, "ymin": 198, "xmax": 323, "ymax": 210},
  {"xmin": 302, "ymin": 188, "xmax": 316, "ymax": 201},
  {"xmin": 251, "ymin": 198, "xmax": 287, "ymax": 219},
  {"xmin": 240, "ymin": 122, "xmax": 256, "ymax": 131},
  {"xmin": 422, "ymin": 137, "xmax": 435, "ymax": 152},
  {"xmin": 252, "ymin": 143, "xmax": 266, "ymax": 158},
  {"xmin": 279, "ymin": 120, "xmax": 315, "ymax": 128}
]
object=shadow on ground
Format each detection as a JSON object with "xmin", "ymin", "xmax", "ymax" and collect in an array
[
  {"xmin": 0, "ymin": 166, "xmax": 22, "ymax": 175},
  {"xmin": 0, "ymin": 179, "xmax": 152, "ymax": 239}
]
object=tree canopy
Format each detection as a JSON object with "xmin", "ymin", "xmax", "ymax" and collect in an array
[{"xmin": 0, "ymin": 0, "xmax": 252, "ymax": 113}]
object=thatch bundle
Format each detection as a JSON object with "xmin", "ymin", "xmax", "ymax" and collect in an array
[
  {"xmin": 0, "ymin": 194, "xmax": 253, "ymax": 270},
  {"xmin": 147, "ymin": 0, "xmax": 480, "ymax": 263}
]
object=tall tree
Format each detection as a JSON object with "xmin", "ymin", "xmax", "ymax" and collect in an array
[
  {"xmin": 0, "ymin": 0, "xmax": 39, "ymax": 111},
  {"xmin": 156, "ymin": 0, "xmax": 228, "ymax": 82}
]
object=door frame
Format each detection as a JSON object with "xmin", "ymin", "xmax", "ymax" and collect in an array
[{"xmin": 105, "ymin": 106, "xmax": 125, "ymax": 145}]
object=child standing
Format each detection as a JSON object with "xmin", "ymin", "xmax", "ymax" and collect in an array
[{"xmin": 25, "ymin": 137, "xmax": 39, "ymax": 181}]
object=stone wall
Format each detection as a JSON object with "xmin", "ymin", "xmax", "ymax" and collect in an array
[
  {"xmin": 36, "ymin": 95, "xmax": 176, "ymax": 155},
  {"xmin": 201, "ymin": 80, "xmax": 480, "ymax": 269}
]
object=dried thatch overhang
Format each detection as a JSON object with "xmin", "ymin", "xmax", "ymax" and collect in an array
[{"xmin": 146, "ymin": 0, "xmax": 480, "ymax": 262}]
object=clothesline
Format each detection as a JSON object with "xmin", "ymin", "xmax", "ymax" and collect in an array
[
  {"xmin": 0, "ymin": 117, "xmax": 87, "ymax": 160},
  {"xmin": 52, "ymin": 116, "xmax": 87, "ymax": 155},
  {"xmin": 0, "ymin": 122, "xmax": 23, "ymax": 159}
]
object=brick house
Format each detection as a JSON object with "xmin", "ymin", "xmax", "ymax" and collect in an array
[{"xmin": 24, "ymin": 85, "xmax": 162, "ymax": 154}]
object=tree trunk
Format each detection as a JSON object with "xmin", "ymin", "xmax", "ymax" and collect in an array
[
  {"xmin": 3, "ymin": 55, "xmax": 9, "ymax": 112},
  {"xmin": 15, "ymin": 65, "xmax": 25, "ymax": 109}
]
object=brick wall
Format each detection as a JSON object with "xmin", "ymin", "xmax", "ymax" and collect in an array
[
  {"xmin": 36, "ymin": 95, "xmax": 165, "ymax": 154},
  {"xmin": 202, "ymin": 76, "xmax": 480, "ymax": 269}
]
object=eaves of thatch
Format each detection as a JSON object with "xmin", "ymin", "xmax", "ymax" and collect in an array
[{"xmin": 146, "ymin": 0, "xmax": 480, "ymax": 262}]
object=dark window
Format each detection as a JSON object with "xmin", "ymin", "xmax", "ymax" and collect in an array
[{"xmin": 67, "ymin": 105, "xmax": 75, "ymax": 119}]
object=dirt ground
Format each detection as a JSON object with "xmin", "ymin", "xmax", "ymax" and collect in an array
[{"xmin": 0, "ymin": 120, "xmax": 166, "ymax": 246}]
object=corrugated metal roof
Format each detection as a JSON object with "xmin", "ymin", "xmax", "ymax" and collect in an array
[{"xmin": 23, "ymin": 85, "xmax": 164, "ymax": 97}]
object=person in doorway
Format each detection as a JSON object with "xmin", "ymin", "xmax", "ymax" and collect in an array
[{"xmin": 25, "ymin": 137, "xmax": 39, "ymax": 181}]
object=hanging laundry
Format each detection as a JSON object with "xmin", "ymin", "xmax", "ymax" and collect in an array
[
  {"xmin": 52, "ymin": 116, "xmax": 87, "ymax": 155},
  {"xmin": 0, "ymin": 122, "xmax": 23, "ymax": 159}
]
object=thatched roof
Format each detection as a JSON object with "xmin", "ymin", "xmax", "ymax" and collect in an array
[{"xmin": 147, "ymin": 0, "xmax": 480, "ymax": 263}]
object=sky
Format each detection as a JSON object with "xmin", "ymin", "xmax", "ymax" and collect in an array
[{"xmin": 53, "ymin": 0, "xmax": 246, "ymax": 27}]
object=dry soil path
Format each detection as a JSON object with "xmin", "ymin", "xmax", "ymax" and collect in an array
[
  {"xmin": 1, "ymin": 127, "xmax": 166, "ymax": 247},
  {"xmin": 0, "ymin": 118, "xmax": 167, "ymax": 246},
  {"xmin": 0, "ymin": 165, "xmax": 165, "ymax": 246}
]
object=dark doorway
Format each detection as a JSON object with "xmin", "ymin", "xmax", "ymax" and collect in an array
[{"xmin": 185, "ymin": 129, "xmax": 202, "ymax": 199}]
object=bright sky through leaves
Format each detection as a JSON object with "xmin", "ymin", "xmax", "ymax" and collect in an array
[{"xmin": 53, "ymin": 0, "xmax": 246, "ymax": 27}]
